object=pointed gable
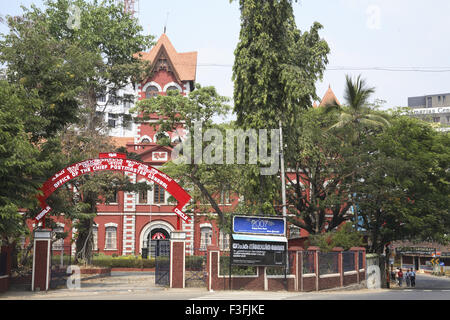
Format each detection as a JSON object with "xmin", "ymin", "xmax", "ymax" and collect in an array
[
  {"xmin": 319, "ymin": 85, "xmax": 340, "ymax": 107},
  {"xmin": 138, "ymin": 34, "xmax": 197, "ymax": 82}
]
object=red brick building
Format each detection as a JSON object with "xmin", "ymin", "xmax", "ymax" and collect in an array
[
  {"xmin": 32, "ymin": 34, "xmax": 235, "ymax": 258},
  {"xmin": 28, "ymin": 34, "xmax": 347, "ymax": 259}
]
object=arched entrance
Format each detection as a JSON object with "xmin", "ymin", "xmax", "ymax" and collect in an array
[
  {"xmin": 148, "ymin": 228, "xmax": 170, "ymax": 257},
  {"xmin": 140, "ymin": 220, "xmax": 174, "ymax": 259},
  {"xmin": 31, "ymin": 152, "xmax": 191, "ymax": 290}
]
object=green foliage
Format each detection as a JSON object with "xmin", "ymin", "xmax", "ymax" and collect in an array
[
  {"xmin": 133, "ymin": 84, "xmax": 238, "ymax": 228},
  {"xmin": 0, "ymin": 0, "xmax": 153, "ymax": 139},
  {"xmin": 0, "ymin": 81, "xmax": 50, "ymax": 242},
  {"xmin": 326, "ymin": 75, "xmax": 391, "ymax": 146},
  {"xmin": 307, "ymin": 222, "xmax": 365, "ymax": 252},
  {"xmin": 90, "ymin": 254, "xmax": 155, "ymax": 269},
  {"xmin": 231, "ymin": 0, "xmax": 329, "ymax": 215},
  {"xmin": 0, "ymin": 0, "xmax": 154, "ymax": 263},
  {"xmin": 357, "ymin": 115, "xmax": 450, "ymax": 253},
  {"xmin": 219, "ymin": 256, "xmax": 257, "ymax": 276},
  {"xmin": 232, "ymin": 0, "xmax": 329, "ymax": 129},
  {"xmin": 284, "ymin": 107, "xmax": 356, "ymax": 234}
]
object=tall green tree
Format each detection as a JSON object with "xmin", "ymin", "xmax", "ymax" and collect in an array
[
  {"xmin": 133, "ymin": 85, "xmax": 239, "ymax": 228},
  {"xmin": 325, "ymin": 75, "xmax": 391, "ymax": 229},
  {"xmin": 326, "ymin": 75, "xmax": 391, "ymax": 144},
  {"xmin": 0, "ymin": 81, "xmax": 52, "ymax": 244},
  {"xmin": 232, "ymin": 0, "xmax": 329, "ymax": 128},
  {"xmin": 357, "ymin": 115, "xmax": 450, "ymax": 254},
  {"xmin": 231, "ymin": 0, "xmax": 329, "ymax": 215},
  {"xmin": 40, "ymin": 120, "xmax": 153, "ymax": 264},
  {"xmin": 0, "ymin": 0, "xmax": 153, "ymax": 139},
  {"xmin": 284, "ymin": 107, "xmax": 356, "ymax": 234},
  {"xmin": 0, "ymin": 0, "xmax": 154, "ymax": 262}
]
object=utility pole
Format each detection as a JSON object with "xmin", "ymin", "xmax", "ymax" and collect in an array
[
  {"xmin": 279, "ymin": 120, "xmax": 287, "ymax": 218},
  {"xmin": 279, "ymin": 120, "xmax": 288, "ymax": 289}
]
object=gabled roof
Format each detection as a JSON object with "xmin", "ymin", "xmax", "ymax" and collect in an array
[
  {"xmin": 319, "ymin": 85, "xmax": 340, "ymax": 107},
  {"xmin": 137, "ymin": 33, "xmax": 197, "ymax": 82}
]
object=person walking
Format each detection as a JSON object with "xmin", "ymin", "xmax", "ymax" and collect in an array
[
  {"xmin": 405, "ymin": 269, "xmax": 411, "ymax": 287},
  {"xmin": 410, "ymin": 269, "xmax": 416, "ymax": 288},
  {"xmin": 397, "ymin": 268, "xmax": 404, "ymax": 287}
]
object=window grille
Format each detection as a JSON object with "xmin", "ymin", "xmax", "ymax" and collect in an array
[
  {"xmin": 105, "ymin": 227, "xmax": 117, "ymax": 250},
  {"xmin": 153, "ymin": 184, "xmax": 165, "ymax": 204}
]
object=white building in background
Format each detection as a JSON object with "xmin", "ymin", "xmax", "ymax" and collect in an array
[
  {"xmin": 408, "ymin": 93, "xmax": 450, "ymax": 131},
  {"xmin": 95, "ymin": 82, "xmax": 138, "ymax": 138}
]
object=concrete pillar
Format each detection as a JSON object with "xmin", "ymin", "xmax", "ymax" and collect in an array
[
  {"xmin": 288, "ymin": 247, "xmax": 302, "ymax": 291},
  {"xmin": 351, "ymin": 247, "xmax": 359, "ymax": 283},
  {"xmin": 307, "ymin": 246, "xmax": 320, "ymax": 291},
  {"xmin": 32, "ymin": 229, "xmax": 52, "ymax": 291},
  {"xmin": 206, "ymin": 246, "xmax": 220, "ymax": 291},
  {"xmin": 170, "ymin": 231, "xmax": 186, "ymax": 288},
  {"xmin": 332, "ymin": 247, "xmax": 344, "ymax": 287}
]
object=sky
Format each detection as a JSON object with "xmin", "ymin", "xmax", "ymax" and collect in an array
[{"xmin": 2, "ymin": 0, "xmax": 450, "ymax": 114}]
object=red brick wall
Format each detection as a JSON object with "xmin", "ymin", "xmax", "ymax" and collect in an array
[
  {"xmin": 170, "ymin": 241, "xmax": 185, "ymax": 288},
  {"xmin": 0, "ymin": 276, "xmax": 8, "ymax": 292},
  {"xmin": 207, "ymin": 246, "xmax": 366, "ymax": 292},
  {"xmin": 33, "ymin": 240, "xmax": 50, "ymax": 291},
  {"xmin": 0, "ymin": 245, "xmax": 12, "ymax": 292},
  {"xmin": 302, "ymin": 276, "xmax": 317, "ymax": 292}
]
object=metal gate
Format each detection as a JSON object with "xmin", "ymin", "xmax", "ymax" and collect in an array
[
  {"xmin": 154, "ymin": 240, "xmax": 170, "ymax": 286},
  {"xmin": 49, "ymin": 245, "xmax": 72, "ymax": 289},
  {"xmin": 185, "ymin": 249, "xmax": 207, "ymax": 287}
]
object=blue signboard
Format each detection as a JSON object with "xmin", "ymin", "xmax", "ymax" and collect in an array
[{"xmin": 233, "ymin": 216, "xmax": 285, "ymax": 236}]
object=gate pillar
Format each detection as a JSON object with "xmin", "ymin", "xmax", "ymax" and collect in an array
[
  {"xmin": 170, "ymin": 231, "xmax": 186, "ymax": 289},
  {"xmin": 31, "ymin": 229, "xmax": 52, "ymax": 291}
]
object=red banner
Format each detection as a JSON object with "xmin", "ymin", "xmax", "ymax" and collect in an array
[{"xmin": 35, "ymin": 155, "xmax": 191, "ymax": 223}]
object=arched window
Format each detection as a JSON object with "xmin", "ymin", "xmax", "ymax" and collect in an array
[
  {"xmin": 145, "ymin": 85, "xmax": 159, "ymax": 98},
  {"xmin": 141, "ymin": 138, "xmax": 151, "ymax": 144},
  {"xmin": 166, "ymin": 85, "xmax": 179, "ymax": 93},
  {"xmin": 200, "ymin": 226, "xmax": 213, "ymax": 251},
  {"xmin": 219, "ymin": 230, "xmax": 230, "ymax": 251},
  {"xmin": 52, "ymin": 226, "xmax": 64, "ymax": 251},
  {"xmin": 92, "ymin": 225, "xmax": 98, "ymax": 251},
  {"xmin": 105, "ymin": 226, "xmax": 117, "ymax": 250}
]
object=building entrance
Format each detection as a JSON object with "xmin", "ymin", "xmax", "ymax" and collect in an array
[{"xmin": 148, "ymin": 228, "xmax": 170, "ymax": 258}]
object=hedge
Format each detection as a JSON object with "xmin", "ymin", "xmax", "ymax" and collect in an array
[{"xmin": 90, "ymin": 254, "xmax": 156, "ymax": 269}]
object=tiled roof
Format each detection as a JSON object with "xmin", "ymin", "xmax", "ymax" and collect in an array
[
  {"xmin": 319, "ymin": 85, "xmax": 340, "ymax": 107},
  {"xmin": 137, "ymin": 33, "xmax": 197, "ymax": 82}
]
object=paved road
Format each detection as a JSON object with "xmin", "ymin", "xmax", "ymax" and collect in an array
[{"xmin": 1, "ymin": 272, "xmax": 449, "ymax": 300}]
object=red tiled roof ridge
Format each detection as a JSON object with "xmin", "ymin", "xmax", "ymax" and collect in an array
[
  {"xmin": 137, "ymin": 33, "xmax": 197, "ymax": 82},
  {"xmin": 319, "ymin": 85, "xmax": 340, "ymax": 107}
]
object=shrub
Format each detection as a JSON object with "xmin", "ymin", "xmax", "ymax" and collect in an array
[
  {"xmin": 185, "ymin": 256, "xmax": 205, "ymax": 271},
  {"xmin": 89, "ymin": 254, "xmax": 155, "ymax": 269}
]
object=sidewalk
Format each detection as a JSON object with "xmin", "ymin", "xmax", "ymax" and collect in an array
[{"xmin": 0, "ymin": 271, "xmax": 374, "ymax": 300}]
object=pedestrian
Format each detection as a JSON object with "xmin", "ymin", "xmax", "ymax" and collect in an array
[
  {"xmin": 405, "ymin": 269, "xmax": 411, "ymax": 287},
  {"xmin": 410, "ymin": 269, "xmax": 416, "ymax": 288},
  {"xmin": 397, "ymin": 268, "xmax": 403, "ymax": 287}
]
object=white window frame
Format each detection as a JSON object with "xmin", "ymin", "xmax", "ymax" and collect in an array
[{"xmin": 104, "ymin": 223, "xmax": 118, "ymax": 250}]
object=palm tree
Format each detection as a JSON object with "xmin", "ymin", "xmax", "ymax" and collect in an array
[
  {"xmin": 324, "ymin": 75, "xmax": 391, "ymax": 231},
  {"xmin": 326, "ymin": 74, "xmax": 390, "ymax": 144}
]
